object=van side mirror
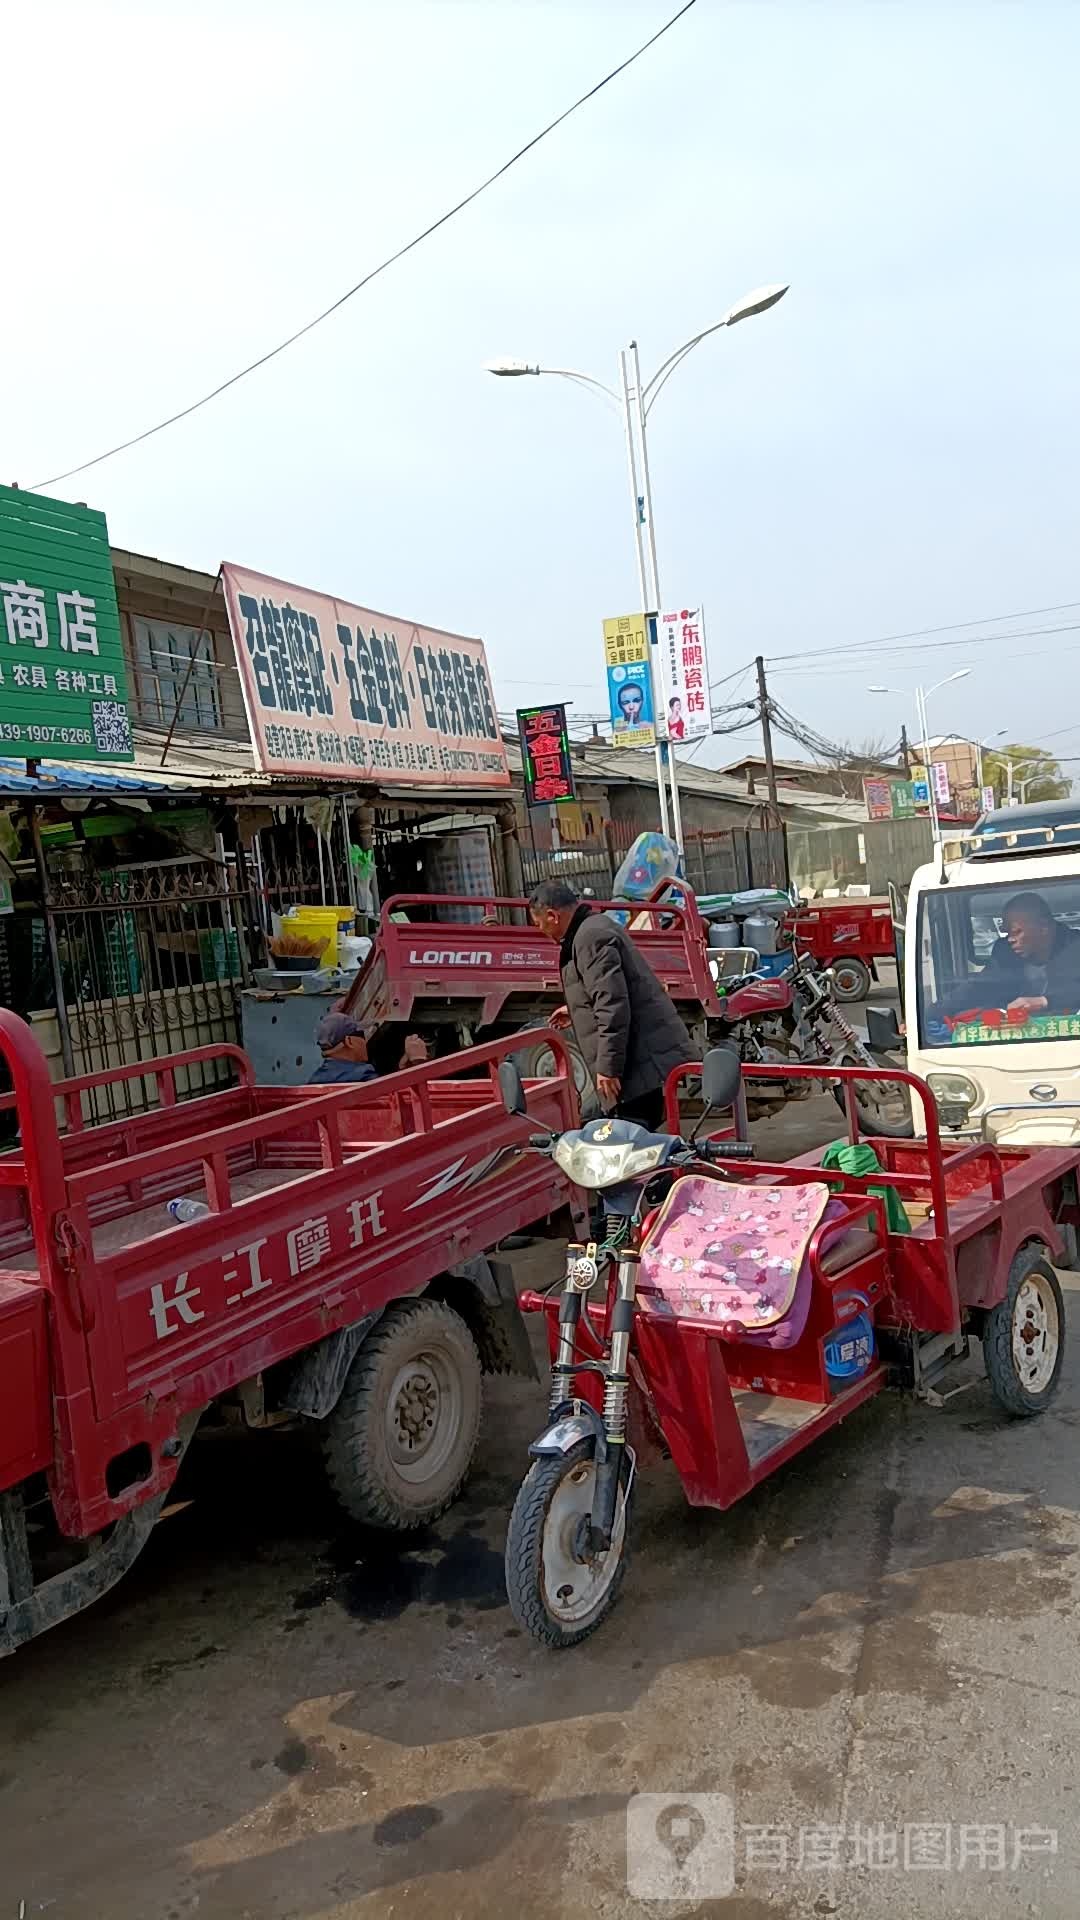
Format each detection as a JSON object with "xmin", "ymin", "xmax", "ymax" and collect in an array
[
  {"xmin": 498, "ymin": 1059, "xmax": 527, "ymax": 1117},
  {"xmin": 701, "ymin": 1046, "xmax": 742, "ymax": 1112}
]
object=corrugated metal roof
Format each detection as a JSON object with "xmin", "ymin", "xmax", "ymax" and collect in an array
[{"xmin": 0, "ymin": 757, "xmax": 205, "ymax": 798}]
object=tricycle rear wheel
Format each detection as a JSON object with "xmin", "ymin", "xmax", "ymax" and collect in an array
[
  {"xmin": 322, "ymin": 1299, "xmax": 483, "ymax": 1528},
  {"xmin": 505, "ymin": 1440, "xmax": 632, "ymax": 1648},
  {"xmin": 982, "ymin": 1246, "xmax": 1064, "ymax": 1416},
  {"xmin": 831, "ymin": 956, "xmax": 872, "ymax": 1002}
]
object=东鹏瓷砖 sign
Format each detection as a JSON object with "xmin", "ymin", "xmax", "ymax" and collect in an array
[{"xmin": 0, "ymin": 485, "xmax": 133, "ymax": 762}]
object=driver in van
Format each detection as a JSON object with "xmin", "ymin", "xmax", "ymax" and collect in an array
[{"xmin": 979, "ymin": 891, "xmax": 1080, "ymax": 1016}]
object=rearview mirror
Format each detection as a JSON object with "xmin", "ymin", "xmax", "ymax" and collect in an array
[
  {"xmin": 701, "ymin": 1046, "xmax": 742, "ymax": 1112},
  {"xmin": 866, "ymin": 1005, "xmax": 902, "ymax": 1053},
  {"xmin": 498, "ymin": 1059, "xmax": 527, "ymax": 1117}
]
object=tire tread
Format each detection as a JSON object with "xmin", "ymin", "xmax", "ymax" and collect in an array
[{"xmin": 322, "ymin": 1299, "xmax": 482, "ymax": 1530}]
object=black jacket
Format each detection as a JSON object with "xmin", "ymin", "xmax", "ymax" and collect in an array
[
  {"xmin": 981, "ymin": 926, "xmax": 1080, "ymax": 1014},
  {"xmin": 559, "ymin": 905, "xmax": 694, "ymax": 1103}
]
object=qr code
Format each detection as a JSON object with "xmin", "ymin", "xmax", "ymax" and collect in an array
[{"xmin": 92, "ymin": 700, "xmax": 133, "ymax": 755}]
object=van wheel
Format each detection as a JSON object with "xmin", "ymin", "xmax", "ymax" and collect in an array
[
  {"xmin": 983, "ymin": 1247, "xmax": 1064, "ymax": 1416},
  {"xmin": 322, "ymin": 1300, "xmax": 483, "ymax": 1528}
]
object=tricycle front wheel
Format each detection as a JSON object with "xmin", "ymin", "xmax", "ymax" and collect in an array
[
  {"xmin": 505, "ymin": 1440, "xmax": 632, "ymax": 1648},
  {"xmin": 983, "ymin": 1246, "xmax": 1064, "ymax": 1416}
]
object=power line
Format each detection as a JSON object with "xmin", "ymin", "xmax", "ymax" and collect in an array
[
  {"xmin": 32, "ymin": 1, "xmax": 698, "ymax": 491},
  {"xmin": 765, "ymin": 599, "xmax": 1080, "ymax": 667}
]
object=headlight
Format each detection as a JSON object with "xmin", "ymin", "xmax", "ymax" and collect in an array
[
  {"xmin": 926, "ymin": 1072, "xmax": 979, "ymax": 1111},
  {"xmin": 553, "ymin": 1139, "xmax": 668, "ymax": 1188}
]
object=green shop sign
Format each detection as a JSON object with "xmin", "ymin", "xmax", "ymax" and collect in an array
[{"xmin": 0, "ymin": 484, "xmax": 132, "ymax": 762}]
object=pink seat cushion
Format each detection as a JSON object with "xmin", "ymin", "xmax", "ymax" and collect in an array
[{"xmin": 639, "ymin": 1176, "xmax": 834, "ymax": 1347}]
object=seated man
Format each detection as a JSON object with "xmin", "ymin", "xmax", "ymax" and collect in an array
[
  {"xmin": 309, "ymin": 1012, "xmax": 432, "ymax": 1084},
  {"xmin": 309, "ymin": 1011, "xmax": 377, "ymax": 1084},
  {"xmin": 979, "ymin": 891, "xmax": 1080, "ymax": 1016}
]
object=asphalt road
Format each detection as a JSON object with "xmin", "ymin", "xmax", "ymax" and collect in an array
[{"xmin": 5, "ymin": 1006, "xmax": 1080, "ymax": 1920}]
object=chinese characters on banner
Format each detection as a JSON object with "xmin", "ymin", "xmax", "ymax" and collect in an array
[
  {"xmin": 655, "ymin": 605, "xmax": 710, "ymax": 740},
  {"xmin": 0, "ymin": 484, "xmax": 133, "ymax": 761},
  {"xmin": 910, "ymin": 762, "xmax": 930, "ymax": 808},
  {"xmin": 602, "ymin": 613, "xmax": 655, "ymax": 749},
  {"xmin": 981, "ymin": 784, "xmax": 996, "ymax": 814},
  {"xmin": 863, "ymin": 776, "xmax": 918, "ymax": 820},
  {"xmin": 517, "ymin": 705, "xmax": 575, "ymax": 806},
  {"xmin": 222, "ymin": 564, "xmax": 510, "ymax": 789},
  {"xmin": 862, "ymin": 778, "xmax": 894, "ymax": 822},
  {"xmin": 932, "ymin": 760, "xmax": 952, "ymax": 808}
]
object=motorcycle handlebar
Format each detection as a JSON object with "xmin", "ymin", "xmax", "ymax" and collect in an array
[{"xmin": 696, "ymin": 1137, "xmax": 755, "ymax": 1161}]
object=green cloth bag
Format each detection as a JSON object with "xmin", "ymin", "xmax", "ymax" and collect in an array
[{"xmin": 820, "ymin": 1138, "xmax": 911, "ymax": 1235}]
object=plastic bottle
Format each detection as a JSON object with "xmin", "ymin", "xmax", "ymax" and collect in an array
[{"xmin": 166, "ymin": 1197, "xmax": 210, "ymax": 1224}]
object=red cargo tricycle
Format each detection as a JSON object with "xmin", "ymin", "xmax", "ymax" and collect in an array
[
  {"xmin": 496, "ymin": 1051, "xmax": 1076, "ymax": 1647},
  {"xmin": 788, "ymin": 897, "xmax": 895, "ymax": 1002}
]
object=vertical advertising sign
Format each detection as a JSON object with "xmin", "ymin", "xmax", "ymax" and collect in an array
[
  {"xmin": 863, "ymin": 778, "xmax": 893, "ymax": 821},
  {"xmin": 655, "ymin": 605, "xmax": 710, "ymax": 740},
  {"xmin": 602, "ymin": 613, "xmax": 655, "ymax": 749},
  {"xmin": 517, "ymin": 704, "xmax": 575, "ymax": 805},
  {"xmin": 932, "ymin": 761, "xmax": 952, "ymax": 808},
  {"xmin": 981, "ymin": 784, "xmax": 996, "ymax": 814},
  {"xmin": 909, "ymin": 763, "xmax": 930, "ymax": 808},
  {"xmin": 0, "ymin": 484, "xmax": 133, "ymax": 761}
]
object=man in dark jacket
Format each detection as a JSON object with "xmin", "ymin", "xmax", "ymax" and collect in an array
[
  {"xmin": 979, "ymin": 891, "xmax": 1080, "ymax": 1015},
  {"xmin": 529, "ymin": 879, "xmax": 694, "ymax": 1129}
]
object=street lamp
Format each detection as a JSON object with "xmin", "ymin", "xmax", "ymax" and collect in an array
[
  {"xmin": 485, "ymin": 284, "xmax": 789, "ymax": 846},
  {"xmin": 869, "ymin": 670, "xmax": 972, "ymax": 843}
]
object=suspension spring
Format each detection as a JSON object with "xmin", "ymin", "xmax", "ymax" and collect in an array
[{"xmin": 602, "ymin": 1371, "xmax": 629, "ymax": 1437}]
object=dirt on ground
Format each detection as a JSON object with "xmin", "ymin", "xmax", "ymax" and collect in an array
[{"xmin": 3, "ymin": 1081, "xmax": 1079, "ymax": 1918}]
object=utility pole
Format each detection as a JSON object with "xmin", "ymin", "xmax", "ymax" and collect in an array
[
  {"xmin": 899, "ymin": 723, "xmax": 911, "ymax": 772},
  {"xmin": 755, "ymin": 655, "xmax": 779, "ymax": 807}
]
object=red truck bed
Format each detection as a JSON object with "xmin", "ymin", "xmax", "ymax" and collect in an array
[
  {"xmin": 0, "ymin": 1019, "xmax": 583, "ymax": 1545},
  {"xmin": 791, "ymin": 898, "xmax": 894, "ymax": 961},
  {"xmin": 343, "ymin": 890, "xmax": 723, "ymax": 1036}
]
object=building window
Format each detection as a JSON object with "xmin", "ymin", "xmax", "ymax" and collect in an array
[{"xmin": 131, "ymin": 617, "xmax": 222, "ymax": 729}]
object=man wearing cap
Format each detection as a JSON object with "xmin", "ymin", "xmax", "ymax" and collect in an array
[
  {"xmin": 309, "ymin": 1011, "xmax": 432, "ymax": 1083},
  {"xmin": 309, "ymin": 1011, "xmax": 378, "ymax": 1084}
]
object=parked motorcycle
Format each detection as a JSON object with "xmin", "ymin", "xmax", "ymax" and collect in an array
[
  {"xmin": 497, "ymin": 1046, "xmax": 754, "ymax": 1646},
  {"xmin": 718, "ymin": 946, "xmax": 912, "ymax": 1138}
]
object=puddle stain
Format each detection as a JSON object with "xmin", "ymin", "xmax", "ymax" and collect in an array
[{"xmin": 292, "ymin": 1525, "xmax": 506, "ymax": 1624}]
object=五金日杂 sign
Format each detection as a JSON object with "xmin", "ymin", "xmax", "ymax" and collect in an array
[
  {"xmin": 517, "ymin": 703, "xmax": 575, "ymax": 805},
  {"xmin": 0, "ymin": 485, "xmax": 133, "ymax": 761},
  {"xmin": 222, "ymin": 562, "xmax": 510, "ymax": 790}
]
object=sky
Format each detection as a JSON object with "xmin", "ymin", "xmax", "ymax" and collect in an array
[{"xmin": 6, "ymin": 0, "xmax": 1080, "ymax": 774}]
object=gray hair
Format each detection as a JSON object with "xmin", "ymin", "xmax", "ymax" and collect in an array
[{"xmin": 528, "ymin": 879, "xmax": 580, "ymax": 912}]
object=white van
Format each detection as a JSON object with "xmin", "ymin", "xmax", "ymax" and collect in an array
[{"xmin": 873, "ymin": 801, "xmax": 1080, "ymax": 1148}]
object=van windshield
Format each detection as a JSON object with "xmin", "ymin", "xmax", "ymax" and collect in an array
[{"xmin": 917, "ymin": 877, "xmax": 1080, "ymax": 1048}]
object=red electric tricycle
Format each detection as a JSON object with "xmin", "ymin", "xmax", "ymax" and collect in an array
[{"xmin": 496, "ymin": 1051, "xmax": 1077, "ymax": 1647}]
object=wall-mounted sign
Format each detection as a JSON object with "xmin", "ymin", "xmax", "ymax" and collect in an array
[
  {"xmin": 0, "ymin": 484, "xmax": 132, "ymax": 762},
  {"xmin": 602, "ymin": 612, "xmax": 655, "ymax": 749},
  {"xmin": 223, "ymin": 562, "xmax": 510, "ymax": 789},
  {"xmin": 863, "ymin": 778, "xmax": 893, "ymax": 821},
  {"xmin": 517, "ymin": 703, "xmax": 575, "ymax": 806}
]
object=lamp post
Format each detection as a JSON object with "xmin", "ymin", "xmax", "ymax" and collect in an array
[
  {"xmin": 869, "ymin": 670, "xmax": 972, "ymax": 843},
  {"xmin": 486, "ymin": 283, "xmax": 788, "ymax": 847}
]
